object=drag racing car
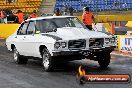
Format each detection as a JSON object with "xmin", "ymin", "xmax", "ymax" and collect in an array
[{"xmin": 6, "ymin": 16, "xmax": 116, "ymax": 71}]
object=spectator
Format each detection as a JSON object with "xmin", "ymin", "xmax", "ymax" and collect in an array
[
  {"xmin": 53, "ymin": 8, "xmax": 62, "ymax": 16},
  {"xmin": 4, "ymin": 9, "xmax": 19, "ymax": 23},
  {"xmin": 29, "ymin": 10, "xmax": 38, "ymax": 18},
  {"xmin": 63, "ymin": 5, "xmax": 68, "ymax": 15},
  {"xmin": 0, "ymin": 10, "xmax": 7, "ymax": 24},
  {"xmin": 14, "ymin": 10, "xmax": 24, "ymax": 24},
  {"xmin": 5, "ymin": 0, "xmax": 12, "ymax": 3},
  {"xmin": 69, "ymin": 6, "xmax": 74, "ymax": 16},
  {"xmin": 82, "ymin": 7, "xmax": 95, "ymax": 30}
]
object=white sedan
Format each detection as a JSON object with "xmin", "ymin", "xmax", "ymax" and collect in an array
[{"xmin": 6, "ymin": 16, "xmax": 116, "ymax": 71}]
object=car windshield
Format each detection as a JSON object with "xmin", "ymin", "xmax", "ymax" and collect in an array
[{"xmin": 36, "ymin": 17, "xmax": 87, "ymax": 33}]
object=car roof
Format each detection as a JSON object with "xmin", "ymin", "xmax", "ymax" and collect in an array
[{"xmin": 25, "ymin": 16, "xmax": 76, "ymax": 21}]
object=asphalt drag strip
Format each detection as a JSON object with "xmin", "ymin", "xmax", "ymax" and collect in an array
[{"xmin": 0, "ymin": 39, "xmax": 132, "ymax": 88}]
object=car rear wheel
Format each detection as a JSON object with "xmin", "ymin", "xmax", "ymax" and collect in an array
[
  {"xmin": 42, "ymin": 48, "xmax": 54, "ymax": 72},
  {"xmin": 97, "ymin": 52, "xmax": 111, "ymax": 68},
  {"xmin": 13, "ymin": 47, "xmax": 28, "ymax": 64}
]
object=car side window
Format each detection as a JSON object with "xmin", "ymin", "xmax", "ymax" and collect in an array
[
  {"xmin": 36, "ymin": 20, "xmax": 49, "ymax": 33},
  {"xmin": 48, "ymin": 22, "xmax": 57, "ymax": 31},
  {"xmin": 17, "ymin": 22, "xmax": 28, "ymax": 35},
  {"xmin": 36, "ymin": 20, "xmax": 43, "ymax": 32},
  {"xmin": 26, "ymin": 21, "xmax": 35, "ymax": 35},
  {"xmin": 36, "ymin": 20, "xmax": 56, "ymax": 33}
]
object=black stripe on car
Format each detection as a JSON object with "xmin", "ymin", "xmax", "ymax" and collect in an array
[{"xmin": 42, "ymin": 34, "xmax": 62, "ymax": 41}]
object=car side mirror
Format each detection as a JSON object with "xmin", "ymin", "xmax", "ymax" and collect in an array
[{"xmin": 53, "ymin": 28, "xmax": 57, "ymax": 32}]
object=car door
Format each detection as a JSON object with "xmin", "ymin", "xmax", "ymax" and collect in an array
[
  {"xmin": 21, "ymin": 20, "xmax": 37, "ymax": 56},
  {"xmin": 14, "ymin": 22, "xmax": 29, "ymax": 55}
]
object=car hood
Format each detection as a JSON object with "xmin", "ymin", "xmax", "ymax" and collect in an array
[{"xmin": 41, "ymin": 27, "xmax": 110, "ymax": 40}]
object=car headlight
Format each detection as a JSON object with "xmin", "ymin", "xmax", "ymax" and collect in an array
[
  {"xmin": 61, "ymin": 42, "xmax": 67, "ymax": 48},
  {"xmin": 105, "ymin": 38, "xmax": 110, "ymax": 44},
  {"xmin": 54, "ymin": 42, "xmax": 61, "ymax": 49},
  {"xmin": 111, "ymin": 37, "xmax": 115, "ymax": 43},
  {"xmin": 54, "ymin": 42, "xmax": 67, "ymax": 49}
]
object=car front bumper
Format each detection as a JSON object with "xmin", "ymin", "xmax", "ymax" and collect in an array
[{"xmin": 52, "ymin": 46, "xmax": 115, "ymax": 57}]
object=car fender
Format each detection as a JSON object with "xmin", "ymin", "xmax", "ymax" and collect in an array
[{"xmin": 39, "ymin": 43, "xmax": 54, "ymax": 56}]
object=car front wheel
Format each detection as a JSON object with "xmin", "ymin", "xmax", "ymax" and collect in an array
[
  {"xmin": 13, "ymin": 47, "xmax": 28, "ymax": 64},
  {"xmin": 42, "ymin": 48, "xmax": 54, "ymax": 71},
  {"xmin": 97, "ymin": 52, "xmax": 111, "ymax": 68}
]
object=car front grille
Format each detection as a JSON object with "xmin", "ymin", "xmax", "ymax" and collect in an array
[
  {"xmin": 89, "ymin": 38, "xmax": 104, "ymax": 48},
  {"xmin": 68, "ymin": 39, "xmax": 86, "ymax": 49}
]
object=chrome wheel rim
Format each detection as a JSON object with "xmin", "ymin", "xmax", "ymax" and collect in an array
[
  {"xmin": 43, "ymin": 52, "xmax": 49, "ymax": 69},
  {"xmin": 14, "ymin": 48, "xmax": 18, "ymax": 61}
]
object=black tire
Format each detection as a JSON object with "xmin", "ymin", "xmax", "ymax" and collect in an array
[
  {"xmin": 13, "ymin": 47, "xmax": 28, "ymax": 64},
  {"xmin": 42, "ymin": 48, "xmax": 54, "ymax": 72},
  {"xmin": 97, "ymin": 52, "xmax": 111, "ymax": 68}
]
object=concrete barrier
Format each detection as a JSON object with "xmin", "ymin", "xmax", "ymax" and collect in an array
[{"xmin": 0, "ymin": 24, "xmax": 20, "ymax": 39}]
